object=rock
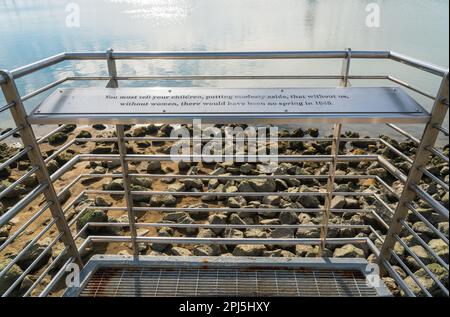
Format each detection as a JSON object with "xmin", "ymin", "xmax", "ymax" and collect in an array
[
  {"xmin": 76, "ymin": 209, "xmax": 108, "ymax": 232},
  {"xmin": 15, "ymin": 241, "xmax": 52, "ymax": 272},
  {"xmin": 296, "ymin": 227, "xmax": 320, "ymax": 238},
  {"xmin": 245, "ymin": 229, "xmax": 268, "ymax": 239},
  {"xmin": 46, "ymin": 160, "xmax": 59, "ymax": 174},
  {"xmin": 171, "ymin": 247, "xmax": 193, "ymax": 256},
  {"xmin": 229, "ymin": 213, "xmax": 246, "ymax": 225},
  {"xmin": 0, "ymin": 259, "xmax": 23, "ymax": 296},
  {"xmin": 299, "ymin": 195, "xmax": 320, "ymax": 208},
  {"xmin": 383, "ymin": 277, "xmax": 400, "ymax": 296},
  {"xmin": 367, "ymin": 168, "xmax": 387, "ymax": 178},
  {"xmin": 95, "ymin": 196, "xmax": 112, "ymax": 207},
  {"xmin": 279, "ymin": 211, "xmax": 298, "ymax": 224},
  {"xmin": 104, "ymin": 179, "xmax": 124, "ymax": 191},
  {"xmin": 76, "ymin": 130, "xmax": 92, "ymax": 138},
  {"xmin": 271, "ymin": 228, "xmax": 295, "ymax": 239},
  {"xmin": 91, "ymin": 146, "xmax": 113, "ymax": 154},
  {"xmin": 248, "ymin": 179, "xmax": 276, "ymax": 192},
  {"xmin": 296, "ymin": 245, "xmax": 317, "ymax": 257},
  {"xmin": 333, "ymin": 244, "xmax": 365, "ymax": 258},
  {"xmin": 438, "ymin": 222, "xmax": 449, "ymax": 238},
  {"xmin": 163, "ymin": 212, "xmax": 188, "ymax": 222},
  {"xmin": 178, "ymin": 161, "xmax": 192, "ymax": 171},
  {"xmin": 150, "ymin": 194, "xmax": 177, "ymax": 207},
  {"xmin": 330, "ymin": 196, "xmax": 346, "ymax": 209},
  {"xmin": 412, "ymin": 221, "xmax": 436, "ymax": 238},
  {"xmin": 233, "ymin": 245, "xmax": 266, "ymax": 256},
  {"xmin": 0, "ymin": 181, "xmax": 27, "ymax": 198},
  {"xmin": 403, "ymin": 263, "xmax": 449, "ymax": 296},
  {"xmin": 92, "ymin": 124, "xmax": 106, "ymax": 130},
  {"xmin": 197, "ymin": 229, "xmax": 216, "ymax": 238},
  {"xmin": 228, "ymin": 196, "xmax": 247, "ymax": 208},
  {"xmin": 262, "ymin": 195, "xmax": 280, "ymax": 206},
  {"xmin": 264, "ymin": 249, "xmax": 296, "ymax": 257},
  {"xmin": 184, "ymin": 179, "xmax": 203, "ymax": 190},
  {"xmin": 345, "ymin": 198, "xmax": 360, "ymax": 209},
  {"xmin": 131, "ymin": 177, "xmax": 152, "ymax": 189},
  {"xmin": 307, "ymin": 128, "xmax": 319, "ymax": 137},
  {"xmin": 224, "ymin": 228, "xmax": 244, "ymax": 239},
  {"xmin": 152, "ymin": 227, "xmax": 172, "ymax": 252},
  {"xmin": 147, "ymin": 161, "xmax": 162, "ymax": 173},
  {"xmin": 208, "ymin": 214, "xmax": 228, "ymax": 235},
  {"xmin": 48, "ymin": 132, "xmax": 68, "ymax": 146},
  {"xmin": 405, "ymin": 246, "xmax": 433, "ymax": 270},
  {"xmin": 428, "ymin": 239, "xmax": 449, "ymax": 263},
  {"xmin": 193, "ymin": 245, "xmax": 220, "ymax": 256}
]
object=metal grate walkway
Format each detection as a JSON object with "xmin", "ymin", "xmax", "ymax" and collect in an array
[{"xmin": 79, "ymin": 267, "xmax": 378, "ymax": 297}]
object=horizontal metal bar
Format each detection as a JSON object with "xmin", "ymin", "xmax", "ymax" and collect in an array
[
  {"xmin": 0, "ymin": 183, "xmax": 47, "ymax": 227},
  {"xmin": 84, "ymin": 222, "xmax": 372, "ymax": 230},
  {"xmin": 387, "ymin": 76, "xmax": 436, "ymax": 100},
  {"xmin": 395, "ymin": 235, "xmax": 449, "ymax": 296},
  {"xmin": 37, "ymin": 124, "xmax": 68, "ymax": 144},
  {"xmin": 65, "ymin": 50, "xmax": 391, "ymax": 61},
  {"xmin": 0, "ymin": 125, "xmax": 22, "ymax": 143},
  {"xmin": 0, "ymin": 202, "xmax": 52, "ymax": 253},
  {"xmin": 66, "ymin": 76, "xmax": 110, "ymax": 81},
  {"xmin": 88, "ymin": 235, "xmax": 370, "ymax": 246},
  {"xmin": 386, "ymin": 123, "xmax": 421, "ymax": 145},
  {"xmin": 2, "ymin": 232, "xmax": 64, "ymax": 297},
  {"xmin": 86, "ymin": 189, "xmax": 373, "ymax": 198},
  {"xmin": 378, "ymin": 155, "xmax": 408, "ymax": 183},
  {"xmin": 9, "ymin": 53, "xmax": 66, "ymax": 80},
  {"xmin": 0, "ymin": 146, "xmax": 32, "ymax": 171},
  {"xmin": 0, "ymin": 166, "xmax": 39, "ymax": 200},
  {"xmin": 418, "ymin": 166, "xmax": 449, "ymax": 191},
  {"xmin": 433, "ymin": 124, "xmax": 449, "ymax": 137},
  {"xmin": 0, "ymin": 102, "xmax": 14, "ymax": 113},
  {"xmin": 406, "ymin": 203, "xmax": 449, "ymax": 244},
  {"xmin": 113, "ymin": 75, "xmax": 388, "ymax": 81},
  {"xmin": 411, "ymin": 184, "xmax": 449, "ymax": 219},
  {"xmin": 389, "ymin": 51, "xmax": 449, "ymax": 77},
  {"xmin": 425, "ymin": 146, "xmax": 449, "ymax": 163},
  {"xmin": 21, "ymin": 77, "xmax": 68, "ymax": 102},
  {"xmin": 400, "ymin": 219, "xmax": 449, "ymax": 270}
]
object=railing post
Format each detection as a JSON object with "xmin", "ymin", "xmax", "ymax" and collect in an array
[
  {"xmin": 379, "ymin": 72, "xmax": 449, "ymax": 273},
  {"xmin": 0, "ymin": 70, "xmax": 83, "ymax": 267},
  {"xmin": 106, "ymin": 48, "xmax": 118, "ymax": 88},
  {"xmin": 116, "ymin": 125, "xmax": 139, "ymax": 256},
  {"xmin": 319, "ymin": 48, "xmax": 351, "ymax": 255}
]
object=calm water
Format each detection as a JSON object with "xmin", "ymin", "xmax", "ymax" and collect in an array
[{"xmin": 0, "ymin": 0, "xmax": 448, "ymax": 140}]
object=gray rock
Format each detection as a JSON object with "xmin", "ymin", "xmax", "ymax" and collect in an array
[
  {"xmin": 271, "ymin": 228, "xmax": 295, "ymax": 239},
  {"xmin": 197, "ymin": 229, "xmax": 216, "ymax": 238},
  {"xmin": 412, "ymin": 221, "xmax": 436, "ymax": 238},
  {"xmin": 224, "ymin": 228, "xmax": 244, "ymax": 239},
  {"xmin": 245, "ymin": 229, "xmax": 268, "ymax": 239},
  {"xmin": 296, "ymin": 227, "xmax": 320, "ymax": 238},
  {"xmin": 104, "ymin": 179, "xmax": 124, "ymax": 191},
  {"xmin": 229, "ymin": 213, "xmax": 246, "ymax": 225},
  {"xmin": 0, "ymin": 259, "xmax": 23, "ymax": 296},
  {"xmin": 184, "ymin": 179, "xmax": 203, "ymax": 190},
  {"xmin": 76, "ymin": 209, "xmax": 108, "ymax": 232},
  {"xmin": 299, "ymin": 195, "xmax": 320, "ymax": 208},
  {"xmin": 330, "ymin": 196, "xmax": 346, "ymax": 209},
  {"xmin": 152, "ymin": 227, "xmax": 172, "ymax": 252},
  {"xmin": 163, "ymin": 211, "xmax": 188, "ymax": 222},
  {"xmin": 263, "ymin": 249, "xmax": 296, "ymax": 257},
  {"xmin": 262, "ymin": 195, "xmax": 280, "ymax": 206},
  {"xmin": 193, "ymin": 245, "xmax": 220, "ymax": 256},
  {"xmin": 428, "ymin": 239, "xmax": 449, "ymax": 263},
  {"xmin": 16, "ymin": 241, "xmax": 52, "ymax": 272},
  {"xmin": 150, "ymin": 194, "xmax": 177, "ymax": 207},
  {"xmin": 171, "ymin": 247, "xmax": 193, "ymax": 256},
  {"xmin": 333, "ymin": 244, "xmax": 366, "ymax": 258},
  {"xmin": 147, "ymin": 161, "xmax": 162, "ymax": 173},
  {"xmin": 248, "ymin": 179, "xmax": 276, "ymax": 192},
  {"xmin": 233, "ymin": 245, "xmax": 266, "ymax": 256},
  {"xmin": 208, "ymin": 214, "xmax": 228, "ymax": 234},
  {"xmin": 438, "ymin": 222, "xmax": 449, "ymax": 238},
  {"xmin": 228, "ymin": 196, "xmax": 247, "ymax": 208},
  {"xmin": 279, "ymin": 211, "xmax": 298, "ymax": 225},
  {"xmin": 403, "ymin": 263, "xmax": 449, "ymax": 296}
]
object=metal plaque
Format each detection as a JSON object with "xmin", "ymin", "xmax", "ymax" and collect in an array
[{"xmin": 29, "ymin": 87, "xmax": 430, "ymax": 124}]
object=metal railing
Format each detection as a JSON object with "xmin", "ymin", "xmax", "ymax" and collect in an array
[{"xmin": 0, "ymin": 49, "xmax": 448, "ymax": 297}]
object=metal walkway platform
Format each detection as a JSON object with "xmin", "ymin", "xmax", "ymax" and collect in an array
[{"xmin": 64, "ymin": 256, "xmax": 391, "ymax": 297}]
